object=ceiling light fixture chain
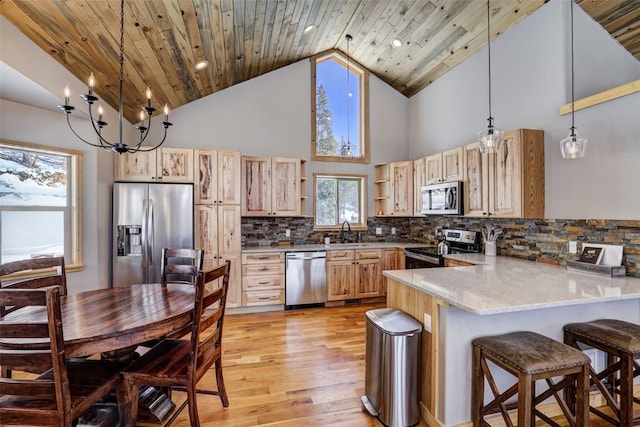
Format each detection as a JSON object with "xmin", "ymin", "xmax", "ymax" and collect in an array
[
  {"xmin": 560, "ymin": 0, "xmax": 588, "ymax": 159},
  {"xmin": 477, "ymin": 0, "xmax": 504, "ymax": 154},
  {"xmin": 57, "ymin": 0, "xmax": 172, "ymax": 154},
  {"xmin": 341, "ymin": 34, "xmax": 354, "ymax": 159}
]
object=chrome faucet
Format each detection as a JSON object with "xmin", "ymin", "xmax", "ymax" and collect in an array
[{"xmin": 340, "ymin": 221, "xmax": 351, "ymax": 243}]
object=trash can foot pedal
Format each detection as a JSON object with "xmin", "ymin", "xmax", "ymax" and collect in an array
[{"xmin": 361, "ymin": 395, "xmax": 379, "ymax": 416}]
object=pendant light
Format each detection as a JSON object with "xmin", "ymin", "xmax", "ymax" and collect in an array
[
  {"xmin": 478, "ymin": 0, "xmax": 504, "ymax": 154},
  {"xmin": 58, "ymin": 0, "xmax": 172, "ymax": 154},
  {"xmin": 560, "ymin": 0, "xmax": 588, "ymax": 159},
  {"xmin": 340, "ymin": 34, "xmax": 354, "ymax": 159}
]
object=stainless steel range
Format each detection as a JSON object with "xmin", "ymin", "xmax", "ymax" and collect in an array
[{"xmin": 404, "ymin": 229, "xmax": 480, "ymax": 268}]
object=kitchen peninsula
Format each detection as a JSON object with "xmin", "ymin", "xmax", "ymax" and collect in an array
[{"xmin": 383, "ymin": 255, "xmax": 640, "ymax": 426}]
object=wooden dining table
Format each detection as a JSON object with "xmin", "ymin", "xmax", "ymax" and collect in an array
[{"xmin": 0, "ymin": 283, "xmax": 196, "ymax": 357}]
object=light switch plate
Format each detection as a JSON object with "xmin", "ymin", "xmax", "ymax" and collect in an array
[
  {"xmin": 285, "ymin": 229, "xmax": 290, "ymax": 237},
  {"xmin": 391, "ymin": 227, "xmax": 396, "ymax": 235},
  {"xmin": 376, "ymin": 227, "xmax": 382, "ymax": 235},
  {"xmin": 568, "ymin": 241, "xmax": 577, "ymax": 253}
]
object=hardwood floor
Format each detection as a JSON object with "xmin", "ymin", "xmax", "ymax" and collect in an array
[
  {"xmin": 168, "ymin": 301, "xmax": 417, "ymax": 427},
  {"xmin": 158, "ymin": 303, "xmax": 628, "ymax": 427}
]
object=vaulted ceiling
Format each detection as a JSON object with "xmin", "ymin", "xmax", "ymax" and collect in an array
[{"xmin": 1, "ymin": 0, "xmax": 638, "ymax": 124}]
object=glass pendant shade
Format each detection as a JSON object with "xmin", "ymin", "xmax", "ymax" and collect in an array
[
  {"xmin": 560, "ymin": 127, "xmax": 587, "ymax": 159},
  {"xmin": 478, "ymin": 118, "xmax": 504, "ymax": 154}
]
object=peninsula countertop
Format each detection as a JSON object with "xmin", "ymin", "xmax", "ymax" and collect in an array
[{"xmin": 383, "ymin": 255, "xmax": 640, "ymax": 315}]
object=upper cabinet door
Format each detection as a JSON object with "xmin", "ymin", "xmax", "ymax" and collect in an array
[
  {"xmin": 217, "ymin": 150, "xmax": 241, "ymax": 205},
  {"xmin": 442, "ymin": 146, "xmax": 463, "ymax": 182},
  {"xmin": 157, "ymin": 148, "xmax": 193, "ymax": 182},
  {"xmin": 271, "ymin": 157, "xmax": 301, "ymax": 216},
  {"xmin": 425, "ymin": 153, "xmax": 443, "ymax": 185},
  {"xmin": 463, "ymin": 142, "xmax": 489, "ymax": 217},
  {"xmin": 242, "ymin": 156, "xmax": 271, "ymax": 216},
  {"xmin": 114, "ymin": 151, "xmax": 157, "ymax": 181},
  {"xmin": 195, "ymin": 150, "xmax": 217, "ymax": 204},
  {"xmin": 489, "ymin": 132, "xmax": 523, "ymax": 218},
  {"xmin": 389, "ymin": 161, "xmax": 413, "ymax": 216}
]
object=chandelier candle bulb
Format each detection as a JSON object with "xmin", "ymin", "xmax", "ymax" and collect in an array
[
  {"xmin": 146, "ymin": 87, "xmax": 152, "ymax": 104},
  {"xmin": 88, "ymin": 73, "xmax": 95, "ymax": 92},
  {"xmin": 97, "ymin": 104, "xmax": 103, "ymax": 122},
  {"xmin": 164, "ymin": 104, "xmax": 169, "ymax": 121},
  {"xmin": 64, "ymin": 85, "xmax": 70, "ymax": 105}
]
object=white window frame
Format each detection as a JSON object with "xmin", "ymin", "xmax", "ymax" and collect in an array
[
  {"xmin": 0, "ymin": 139, "xmax": 83, "ymax": 270},
  {"xmin": 311, "ymin": 51, "xmax": 370, "ymax": 163},
  {"xmin": 313, "ymin": 173, "xmax": 367, "ymax": 231}
]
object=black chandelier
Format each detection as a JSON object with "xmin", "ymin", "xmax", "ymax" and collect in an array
[{"xmin": 57, "ymin": 0, "xmax": 172, "ymax": 154}]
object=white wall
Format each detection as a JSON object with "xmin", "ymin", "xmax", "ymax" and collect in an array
[
  {"xmin": 408, "ymin": 0, "xmax": 640, "ymax": 220},
  {"xmin": 166, "ymin": 59, "xmax": 410, "ymax": 215},
  {"xmin": 1, "ymin": 16, "xmax": 119, "ymax": 292}
]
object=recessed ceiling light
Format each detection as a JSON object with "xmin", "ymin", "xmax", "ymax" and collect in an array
[
  {"xmin": 391, "ymin": 38, "xmax": 403, "ymax": 48},
  {"xmin": 195, "ymin": 60, "xmax": 209, "ymax": 71},
  {"xmin": 304, "ymin": 24, "xmax": 315, "ymax": 34}
]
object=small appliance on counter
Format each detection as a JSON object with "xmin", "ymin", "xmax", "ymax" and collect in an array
[{"xmin": 404, "ymin": 229, "xmax": 480, "ymax": 268}]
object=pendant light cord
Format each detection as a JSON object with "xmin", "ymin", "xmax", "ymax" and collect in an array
[
  {"xmin": 570, "ymin": 0, "xmax": 575, "ymax": 132},
  {"xmin": 118, "ymin": 0, "xmax": 125, "ymax": 146},
  {"xmin": 347, "ymin": 35, "xmax": 351, "ymax": 149},
  {"xmin": 487, "ymin": 0, "xmax": 492, "ymax": 120}
]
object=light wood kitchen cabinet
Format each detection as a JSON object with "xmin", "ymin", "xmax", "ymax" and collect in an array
[
  {"xmin": 413, "ymin": 157, "xmax": 427, "ymax": 215},
  {"xmin": 374, "ymin": 162, "xmax": 413, "ymax": 216},
  {"xmin": 382, "ymin": 248, "xmax": 404, "ymax": 296},
  {"xmin": 194, "ymin": 149, "xmax": 241, "ymax": 205},
  {"xmin": 241, "ymin": 252, "xmax": 285, "ymax": 306},
  {"xmin": 425, "ymin": 146, "xmax": 463, "ymax": 185},
  {"xmin": 463, "ymin": 128, "xmax": 544, "ymax": 218},
  {"xmin": 383, "ymin": 248, "xmax": 405, "ymax": 271},
  {"xmin": 195, "ymin": 204, "xmax": 242, "ymax": 307},
  {"xmin": 114, "ymin": 147, "xmax": 194, "ymax": 182},
  {"xmin": 326, "ymin": 249, "xmax": 383, "ymax": 301},
  {"xmin": 241, "ymin": 156, "xmax": 302, "ymax": 216}
]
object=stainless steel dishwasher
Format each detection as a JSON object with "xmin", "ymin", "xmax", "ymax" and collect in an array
[{"xmin": 285, "ymin": 251, "xmax": 326, "ymax": 309}]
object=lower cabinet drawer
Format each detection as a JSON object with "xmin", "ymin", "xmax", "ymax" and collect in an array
[
  {"xmin": 242, "ymin": 275, "xmax": 283, "ymax": 291},
  {"xmin": 242, "ymin": 290, "xmax": 284, "ymax": 306},
  {"xmin": 242, "ymin": 263, "xmax": 285, "ymax": 276}
]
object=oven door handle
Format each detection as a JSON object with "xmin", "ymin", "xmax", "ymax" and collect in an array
[{"xmin": 405, "ymin": 252, "xmax": 442, "ymax": 265}]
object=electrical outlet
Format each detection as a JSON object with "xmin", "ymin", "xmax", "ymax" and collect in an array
[
  {"xmin": 391, "ymin": 227, "xmax": 396, "ymax": 235},
  {"xmin": 568, "ymin": 241, "xmax": 577, "ymax": 253},
  {"xmin": 285, "ymin": 229, "xmax": 290, "ymax": 237},
  {"xmin": 375, "ymin": 227, "xmax": 382, "ymax": 235}
]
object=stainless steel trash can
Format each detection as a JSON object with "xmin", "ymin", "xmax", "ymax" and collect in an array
[{"xmin": 361, "ymin": 308, "xmax": 422, "ymax": 427}]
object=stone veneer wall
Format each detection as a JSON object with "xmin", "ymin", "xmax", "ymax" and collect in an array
[{"xmin": 242, "ymin": 217, "xmax": 640, "ymax": 277}]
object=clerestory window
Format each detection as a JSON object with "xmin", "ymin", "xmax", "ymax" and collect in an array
[{"xmin": 311, "ymin": 51, "xmax": 369, "ymax": 163}]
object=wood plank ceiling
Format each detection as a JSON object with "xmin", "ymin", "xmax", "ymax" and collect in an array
[{"xmin": 1, "ymin": 0, "xmax": 638, "ymax": 124}]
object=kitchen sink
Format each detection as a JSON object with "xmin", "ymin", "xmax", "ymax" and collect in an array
[{"xmin": 327, "ymin": 243, "xmax": 371, "ymax": 248}]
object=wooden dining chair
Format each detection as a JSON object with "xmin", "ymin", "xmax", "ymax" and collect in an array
[
  {"xmin": 160, "ymin": 248, "xmax": 204, "ymax": 285},
  {"xmin": 0, "ymin": 256, "xmax": 67, "ymax": 314},
  {"xmin": 0, "ymin": 286, "xmax": 128, "ymax": 426},
  {"xmin": 122, "ymin": 260, "xmax": 231, "ymax": 427}
]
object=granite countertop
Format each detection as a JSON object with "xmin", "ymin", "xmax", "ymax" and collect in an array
[
  {"xmin": 383, "ymin": 254, "xmax": 640, "ymax": 315},
  {"xmin": 242, "ymin": 242, "xmax": 425, "ymax": 253}
]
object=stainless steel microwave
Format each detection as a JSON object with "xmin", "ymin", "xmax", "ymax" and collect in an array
[{"xmin": 420, "ymin": 181, "xmax": 463, "ymax": 215}]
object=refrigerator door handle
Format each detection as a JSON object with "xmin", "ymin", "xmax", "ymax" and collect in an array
[
  {"xmin": 148, "ymin": 198, "xmax": 154, "ymax": 267},
  {"xmin": 141, "ymin": 199, "xmax": 149, "ymax": 267}
]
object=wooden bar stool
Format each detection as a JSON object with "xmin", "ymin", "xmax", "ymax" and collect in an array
[
  {"xmin": 564, "ymin": 319, "xmax": 640, "ymax": 426},
  {"xmin": 472, "ymin": 331, "xmax": 591, "ymax": 427}
]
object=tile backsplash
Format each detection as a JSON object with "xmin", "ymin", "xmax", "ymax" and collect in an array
[{"xmin": 241, "ymin": 217, "xmax": 639, "ymax": 277}]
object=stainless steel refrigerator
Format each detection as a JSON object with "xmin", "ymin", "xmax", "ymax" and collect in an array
[{"xmin": 112, "ymin": 182, "xmax": 194, "ymax": 287}]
